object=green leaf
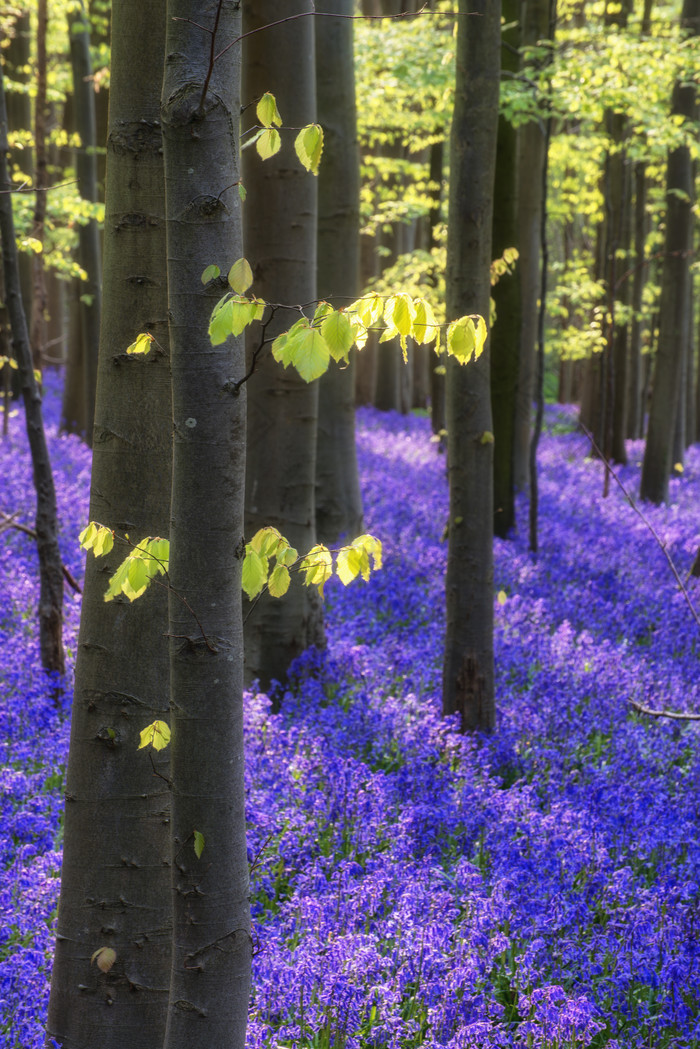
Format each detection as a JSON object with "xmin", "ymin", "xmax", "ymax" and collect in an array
[
  {"xmin": 299, "ymin": 544, "xmax": 333, "ymax": 594},
  {"xmin": 473, "ymin": 315, "xmax": 487, "ymax": 359},
  {"xmin": 337, "ymin": 534, "xmax": 383, "ymax": 584},
  {"xmin": 79, "ymin": 522, "xmax": 113, "ymax": 557},
  {"xmin": 257, "ymin": 127, "xmax": 282, "ymax": 161},
  {"xmin": 256, "ymin": 91, "xmax": 282, "ymax": 128},
  {"xmin": 250, "ymin": 526, "xmax": 284, "ymax": 558},
  {"xmin": 273, "ymin": 321, "xmax": 330, "ymax": 382},
  {"xmin": 209, "ymin": 298, "xmax": 234, "ymax": 346},
  {"xmin": 384, "ymin": 293, "xmax": 414, "ymax": 340},
  {"xmin": 238, "ymin": 183, "xmax": 247, "ymax": 202},
  {"xmin": 291, "ymin": 326, "xmax": 331, "ymax": 382},
  {"xmin": 126, "ymin": 332, "xmax": 154, "ymax": 356},
  {"xmin": 228, "ymin": 258, "xmax": 253, "ymax": 295},
  {"xmin": 144, "ymin": 537, "xmax": 169, "ymax": 574},
  {"xmin": 320, "ymin": 310, "xmax": 355, "ymax": 363},
  {"xmin": 412, "ymin": 298, "xmax": 440, "ymax": 347},
  {"xmin": 126, "ymin": 557, "xmax": 149, "ymax": 599},
  {"xmin": 138, "ymin": 720, "xmax": 171, "ymax": 751},
  {"xmin": 446, "ymin": 316, "xmax": 477, "ymax": 364},
  {"xmin": 268, "ymin": 563, "xmax": 291, "ymax": 598},
  {"xmin": 201, "ymin": 264, "xmax": 221, "ymax": 284},
  {"xmin": 193, "ymin": 830, "xmax": 205, "ymax": 859},
  {"xmin": 242, "ymin": 548, "xmax": 268, "ymax": 599},
  {"xmin": 294, "ymin": 123, "xmax": 324, "ymax": 174}
]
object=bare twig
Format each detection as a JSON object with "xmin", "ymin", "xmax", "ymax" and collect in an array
[
  {"xmin": 628, "ymin": 698, "xmax": 700, "ymax": 721},
  {"xmin": 0, "ymin": 511, "xmax": 82, "ymax": 593}
]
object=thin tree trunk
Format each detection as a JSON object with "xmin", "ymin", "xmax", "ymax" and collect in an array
[
  {"xmin": 66, "ymin": 0, "xmax": 102, "ymax": 443},
  {"xmin": 640, "ymin": 0, "xmax": 699, "ymax": 502},
  {"xmin": 442, "ymin": 0, "xmax": 500, "ymax": 733},
  {"xmin": 242, "ymin": 0, "xmax": 322, "ymax": 691},
  {"xmin": 314, "ymin": 0, "xmax": 363, "ymax": 545},
  {"xmin": 29, "ymin": 0, "xmax": 48, "ymax": 371},
  {"xmin": 46, "ymin": 5, "xmax": 173, "ymax": 1046},
  {"xmin": 0, "ymin": 61, "xmax": 64, "ymax": 675},
  {"xmin": 627, "ymin": 162, "xmax": 648, "ymax": 439},
  {"xmin": 490, "ymin": 0, "xmax": 521, "ymax": 537},
  {"xmin": 162, "ymin": 4, "xmax": 251, "ymax": 1046}
]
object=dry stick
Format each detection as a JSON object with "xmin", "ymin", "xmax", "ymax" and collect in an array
[
  {"xmin": 578, "ymin": 422, "xmax": 700, "ymax": 721},
  {"xmin": 0, "ymin": 511, "xmax": 82, "ymax": 593}
]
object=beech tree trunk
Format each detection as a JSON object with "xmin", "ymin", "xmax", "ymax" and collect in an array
[
  {"xmin": 0, "ymin": 63, "xmax": 64, "ymax": 677},
  {"xmin": 314, "ymin": 0, "xmax": 363, "ymax": 545},
  {"xmin": 161, "ymin": 5, "xmax": 250, "ymax": 1045},
  {"xmin": 627, "ymin": 162, "xmax": 648, "ymax": 439},
  {"xmin": 65, "ymin": 0, "xmax": 102, "ymax": 442},
  {"xmin": 242, "ymin": 0, "xmax": 322, "ymax": 690},
  {"xmin": 442, "ymin": 0, "xmax": 500, "ymax": 733},
  {"xmin": 640, "ymin": 0, "xmax": 699, "ymax": 502},
  {"xmin": 46, "ymin": 5, "xmax": 173, "ymax": 1047},
  {"xmin": 490, "ymin": 0, "xmax": 521, "ymax": 537}
]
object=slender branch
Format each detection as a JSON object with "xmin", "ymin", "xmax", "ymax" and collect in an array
[
  {"xmin": 198, "ymin": 0, "xmax": 224, "ymax": 115},
  {"xmin": 0, "ymin": 511, "xmax": 82, "ymax": 593},
  {"xmin": 628, "ymin": 698, "xmax": 700, "ymax": 720}
]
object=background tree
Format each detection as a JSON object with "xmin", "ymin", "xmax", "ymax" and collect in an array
[
  {"xmin": 640, "ymin": 0, "xmax": 699, "ymax": 503},
  {"xmin": 314, "ymin": 0, "xmax": 363, "ymax": 544},
  {"xmin": 442, "ymin": 0, "xmax": 500, "ymax": 732},
  {"xmin": 490, "ymin": 0, "xmax": 521, "ymax": 538},
  {"xmin": 242, "ymin": 0, "xmax": 322, "ymax": 690}
]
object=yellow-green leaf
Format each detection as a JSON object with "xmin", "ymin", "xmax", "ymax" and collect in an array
[
  {"xmin": 268, "ymin": 563, "xmax": 291, "ymax": 598},
  {"xmin": 299, "ymin": 544, "xmax": 333, "ymax": 594},
  {"xmin": 321, "ymin": 309, "xmax": 355, "ymax": 363},
  {"xmin": 126, "ymin": 332, "xmax": 154, "ymax": 356},
  {"xmin": 256, "ymin": 91, "xmax": 282, "ymax": 128},
  {"xmin": 138, "ymin": 719, "xmax": 171, "ymax": 751},
  {"xmin": 193, "ymin": 830, "xmax": 205, "ymax": 859},
  {"xmin": 294, "ymin": 123, "xmax": 324, "ymax": 175},
  {"xmin": 209, "ymin": 298, "xmax": 234, "ymax": 346},
  {"xmin": 257, "ymin": 127, "xmax": 281, "ymax": 160},
  {"xmin": 201, "ymin": 264, "xmax": 220, "ymax": 284},
  {"xmin": 228, "ymin": 258, "xmax": 253, "ymax": 295},
  {"xmin": 242, "ymin": 548, "xmax": 268, "ymax": 599},
  {"xmin": 412, "ymin": 298, "xmax": 440, "ymax": 347},
  {"xmin": 446, "ymin": 316, "xmax": 477, "ymax": 364}
]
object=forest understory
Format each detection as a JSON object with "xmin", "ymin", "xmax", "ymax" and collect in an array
[{"xmin": 2, "ymin": 374, "xmax": 700, "ymax": 1049}]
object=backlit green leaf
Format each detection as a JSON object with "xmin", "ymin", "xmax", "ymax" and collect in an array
[
  {"xmin": 201, "ymin": 264, "xmax": 220, "ymax": 284},
  {"xmin": 126, "ymin": 332, "xmax": 154, "ymax": 356},
  {"xmin": 321, "ymin": 310, "xmax": 355, "ymax": 363},
  {"xmin": 138, "ymin": 719, "xmax": 171, "ymax": 751},
  {"xmin": 257, "ymin": 127, "xmax": 281, "ymax": 160},
  {"xmin": 242, "ymin": 548, "xmax": 267, "ymax": 599},
  {"xmin": 194, "ymin": 830, "xmax": 205, "ymax": 859},
  {"xmin": 228, "ymin": 258, "xmax": 253, "ymax": 295},
  {"xmin": 268, "ymin": 563, "xmax": 291, "ymax": 598},
  {"xmin": 295, "ymin": 123, "xmax": 324, "ymax": 175},
  {"xmin": 299, "ymin": 544, "xmax": 333, "ymax": 594},
  {"xmin": 256, "ymin": 91, "xmax": 282, "ymax": 128},
  {"xmin": 209, "ymin": 298, "xmax": 234, "ymax": 346},
  {"xmin": 446, "ymin": 316, "xmax": 477, "ymax": 364}
]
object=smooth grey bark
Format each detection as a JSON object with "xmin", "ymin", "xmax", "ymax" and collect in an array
[
  {"xmin": 640, "ymin": 0, "xmax": 699, "ymax": 503},
  {"xmin": 29, "ymin": 0, "xmax": 48, "ymax": 370},
  {"xmin": 513, "ymin": 0, "xmax": 549, "ymax": 491},
  {"xmin": 242, "ymin": 0, "xmax": 322, "ymax": 690},
  {"xmin": 46, "ymin": 5, "xmax": 173, "ymax": 1047},
  {"xmin": 490, "ymin": 0, "xmax": 520, "ymax": 537},
  {"xmin": 442, "ymin": 0, "xmax": 500, "ymax": 733},
  {"xmin": 65, "ymin": 0, "xmax": 102, "ymax": 443},
  {"xmin": 0, "ymin": 62, "xmax": 64, "ymax": 675},
  {"xmin": 5, "ymin": 10, "xmax": 34, "ymax": 328},
  {"xmin": 161, "ymin": 5, "xmax": 251, "ymax": 1046},
  {"xmin": 607, "ymin": 115, "xmax": 632, "ymax": 466},
  {"xmin": 627, "ymin": 162, "xmax": 648, "ymax": 439},
  {"xmin": 314, "ymin": 0, "xmax": 363, "ymax": 545}
]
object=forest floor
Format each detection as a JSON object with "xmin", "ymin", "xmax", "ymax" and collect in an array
[{"xmin": 2, "ymin": 377, "xmax": 700, "ymax": 1048}]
